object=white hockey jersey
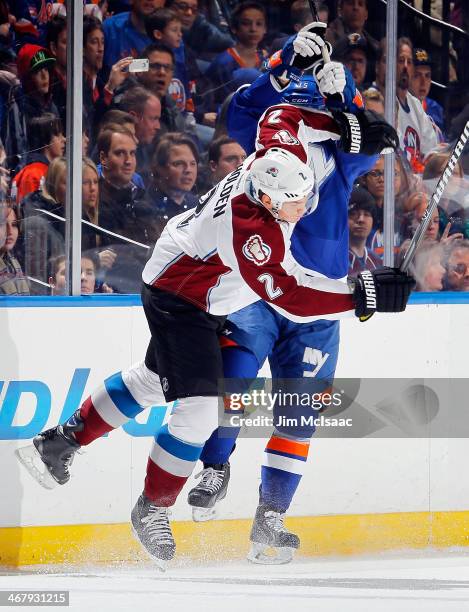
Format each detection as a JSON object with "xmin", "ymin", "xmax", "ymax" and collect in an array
[
  {"xmin": 397, "ymin": 92, "xmax": 439, "ymax": 170},
  {"xmin": 142, "ymin": 151, "xmax": 355, "ymax": 324}
]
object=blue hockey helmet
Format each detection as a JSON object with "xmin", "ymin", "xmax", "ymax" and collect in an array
[{"xmin": 281, "ymin": 74, "xmax": 325, "ymax": 109}]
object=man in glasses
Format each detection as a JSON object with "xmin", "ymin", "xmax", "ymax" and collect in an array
[
  {"xmin": 444, "ymin": 240, "xmax": 469, "ymax": 291},
  {"xmin": 136, "ymin": 43, "xmax": 186, "ymax": 134}
]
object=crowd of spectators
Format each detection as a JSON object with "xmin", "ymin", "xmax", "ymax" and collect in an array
[{"xmin": 0, "ymin": 0, "xmax": 468, "ymax": 296}]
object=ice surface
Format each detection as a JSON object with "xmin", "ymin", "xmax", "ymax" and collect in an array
[{"xmin": 2, "ymin": 551, "xmax": 469, "ymax": 611}]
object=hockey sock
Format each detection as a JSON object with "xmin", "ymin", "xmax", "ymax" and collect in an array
[
  {"xmin": 74, "ymin": 371, "xmax": 146, "ymax": 445},
  {"xmin": 145, "ymin": 423, "xmax": 203, "ymax": 506},
  {"xmin": 145, "ymin": 396, "xmax": 218, "ymax": 505},
  {"xmin": 200, "ymin": 346, "xmax": 258, "ymax": 465},
  {"xmin": 260, "ymin": 435, "xmax": 310, "ymax": 512}
]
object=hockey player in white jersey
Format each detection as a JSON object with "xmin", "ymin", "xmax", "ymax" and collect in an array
[{"xmin": 17, "ymin": 109, "xmax": 414, "ymax": 567}]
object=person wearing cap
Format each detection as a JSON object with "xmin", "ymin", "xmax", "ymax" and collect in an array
[
  {"xmin": 16, "ymin": 43, "xmax": 58, "ymax": 121},
  {"xmin": 410, "ymin": 48, "xmax": 445, "ymax": 136},
  {"xmin": 4, "ymin": 42, "xmax": 59, "ymax": 172},
  {"xmin": 348, "ymin": 185, "xmax": 382, "ymax": 275},
  {"xmin": 332, "ymin": 32, "xmax": 374, "ymax": 90}
]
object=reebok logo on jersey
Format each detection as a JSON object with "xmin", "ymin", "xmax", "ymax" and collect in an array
[
  {"xmin": 360, "ymin": 270, "xmax": 377, "ymax": 309},
  {"xmin": 242, "ymin": 235, "xmax": 272, "ymax": 266},
  {"xmin": 273, "ymin": 130, "xmax": 300, "ymax": 146}
]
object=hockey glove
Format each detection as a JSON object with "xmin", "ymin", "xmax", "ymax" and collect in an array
[
  {"xmin": 350, "ymin": 268, "xmax": 416, "ymax": 322},
  {"xmin": 315, "ymin": 61, "xmax": 347, "ymax": 102},
  {"xmin": 333, "ymin": 109, "xmax": 399, "ymax": 155},
  {"xmin": 265, "ymin": 22, "xmax": 331, "ymax": 78}
]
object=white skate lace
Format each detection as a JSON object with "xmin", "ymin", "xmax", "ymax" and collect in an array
[
  {"xmin": 194, "ymin": 467, "xmax": 225, "ymax": 494},
  {"xmin": 141, "ymin": 505, "xmax": 173, "ymax": 544},
  {"xmin": 264, "ymin": 510, "xmax": 287, "ymax": 533}
]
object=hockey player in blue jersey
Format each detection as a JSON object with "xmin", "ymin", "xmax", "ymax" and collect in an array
[{"xmin": 188, "ymin": 22, "xmax": 401, "ymax": 563}]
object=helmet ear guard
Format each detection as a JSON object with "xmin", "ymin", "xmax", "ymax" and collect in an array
[{"xmin": 248, "ymin": 148, "xmax": 316, "ymax": 218}]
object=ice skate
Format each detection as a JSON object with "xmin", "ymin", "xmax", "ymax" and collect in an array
[
  {"xmin": 15, "ymin": 410, "xmax": 83, "ymax": 489},
  {"xmin": 131, "ymin": 494, "xmax": 176, "ymax": 570},
  {"xmin": 247, "ymin": 504, "xmax": 300, "ymax": 565},
  {"xmin": 187, "ymin": 462, "xmax": 230, "ymax": 522}
]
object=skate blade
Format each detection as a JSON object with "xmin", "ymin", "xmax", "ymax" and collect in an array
[
  {"xmin": 192, "ymin": 505, "xmax": 218, "ymax": 522},
  {"xmin": 15, "ymin": 444, "xmax": 58, "ymax": 490},
  {"xmin": 130, "ymin": 526, "xmax": 169, "ymax": 572},
  {"xmin": 247, "ymin": 542, "xmax": 295, "ymax": 565}
]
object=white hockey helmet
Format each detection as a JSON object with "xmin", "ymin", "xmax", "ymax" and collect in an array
[{"xmin": 248, "ymin": 148, "xmax": 316, "ymax": 218}]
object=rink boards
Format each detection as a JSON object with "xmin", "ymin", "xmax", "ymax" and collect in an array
[{"xmin": 1, "ymin": 296, "xmax": 469, "ymax": 565}]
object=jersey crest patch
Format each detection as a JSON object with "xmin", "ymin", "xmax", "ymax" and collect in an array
[
  {"xmin": 242, "ymin": 234, "xmax": 272, "ymax": 266},
  {"xmin": 273, "ymin": 130, "xmax": 300, "ymax": 146}
]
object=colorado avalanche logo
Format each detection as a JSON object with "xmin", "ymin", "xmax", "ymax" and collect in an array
[
  {"xmin": 242, "ymin": 235, "xmax": 271, "ymax": 266},
  {"xmin": 273, "ymin": 130, "xmax": 300, "ymax": 145}
]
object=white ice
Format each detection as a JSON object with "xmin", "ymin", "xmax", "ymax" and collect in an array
[{"xmin": 2, "ymin": 552, "xmax": 469, "ymax": 612}]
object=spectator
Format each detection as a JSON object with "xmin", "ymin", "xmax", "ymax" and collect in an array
[
  {"xmin": 118, "ymin": 86, "xmax": 162, "ymax": 183},
  {"xmin": 102, "ymin": 0, "xmax": 163, "ymax": 70},
  {"xmin": 208, "ymin": 135, "xmax": 246, "ymax": 183},
  {"xmin": 145, "ymin": 8, "xmax": 188, "ymax": 112},
  {"xmin": 136, "ymin": 43, "xmax": 187, "ymax": 135},
  {"xmin": 326, "ymin": 0, "xmax": 378, "ymax": 54},
  {"xmin": 410, "ymin": 48, "xmax": 445, "ymax": 137},
  {"xmin": 360, "ymin": 154, "xmax": 411, "ymax": 256},
  {"xmin": 166, "ymin": 0, "xmax": 233, "ymax": 59},
  {"xmin": 13, "ymin": 113, "xmax": 65, "ymax": 203},
  {"xmin": 145, "ymin": 132, "xmax": 199, "ymax": 227},
  {"xmin": 144, "ymin": 7, "xmax": 217, "ymax": 141},
  {"xmin": 16, "ymin": 43, "xmax": 58, "ymax": 122},
  {"xmin": 411, "ymin": 242, "xmax": 445, "ymax": 292},
  {"xmin": 331, "ymin": 33, "xmax": 375, "ymax": 90},
  {"xmin": 4, "ymin": 43, "xmax": 58, "ymax": 170},
  {"xmin": 82, "ymin": 17, "xmax": 106, "ymax": 138},
  {"xmin": 400, "ymin": 192, "xmax": 441, "ymax": 242},
  {"xmin": 0, "ymin": 201, "xmax": 29, "ymax": 295},
  {"xmin": 97, "ymin": 124, "xmax": 158, "ymax": 293},
  {"xmin": 46, "ymin": 15, "xmax": 67, "ymax": 127},
  {"xmin": 422, "ymin": 151, "xmax": 466, "ymax": 222},
  {"xmin": 374, "ymin": 37, "xmax": 440, "ymax": 173},
  {"xmin": 269, "ymin": 0, "xmax": 318, "ymax": 54},
  {"xmin": 443, "ymin": 240, "xmax": 469, "ymax": 291},
  {"xmin": 49, "ymin": 253, "xmax": 113, "ymax": 295},
  {"xmin": 362, "ymin": 87, "xmax": 384, "ymax": 115},
  {"xmin": 205, "ymin": 2, "xmax": 268, "ymax": 109},
  {"xmin": 347, "ymin": 186, "xmax": 382, "ymax": 275},
  {"xmin": 92, "ymin": 110, "xmax": 145, "ymax": 188},
  {"xmin": 81, "ymin": 156, "xmax": 114, "ymax": 263},
  {"xmin": 19, "ymin": 156, "xmax": 67, "ymax": 294}
]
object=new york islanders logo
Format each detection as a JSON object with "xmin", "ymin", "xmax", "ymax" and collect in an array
[{"xmin": 242, "ymin": 235, "xmax": 272, "ymax": 266}]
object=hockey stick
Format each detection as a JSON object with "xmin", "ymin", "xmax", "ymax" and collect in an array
[{"xmin": 400, "ymin": 120, "xmax": 469, "ymax": 273}]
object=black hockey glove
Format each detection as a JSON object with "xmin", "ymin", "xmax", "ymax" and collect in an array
[
  {"xmin": 333, "ymin": 109, "xmax": 399, "ymax": 155},
  {"xmin": 350, "ymin": 267, "xmax": 416, "ymax": 322}
]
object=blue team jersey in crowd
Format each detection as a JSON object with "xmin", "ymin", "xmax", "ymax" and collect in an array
[{"xmin": 226, "ymin": 73, "xmax": 376, "ymax": 279}]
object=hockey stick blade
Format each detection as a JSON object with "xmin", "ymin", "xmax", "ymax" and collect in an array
[{"xmin": 400, "ymin": 120, "xmax": 469, "ymax": 273}]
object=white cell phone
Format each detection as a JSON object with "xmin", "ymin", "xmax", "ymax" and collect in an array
[{"xmin": 128, "ymin": 59, "xmax": 149, "ymax": 73}]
